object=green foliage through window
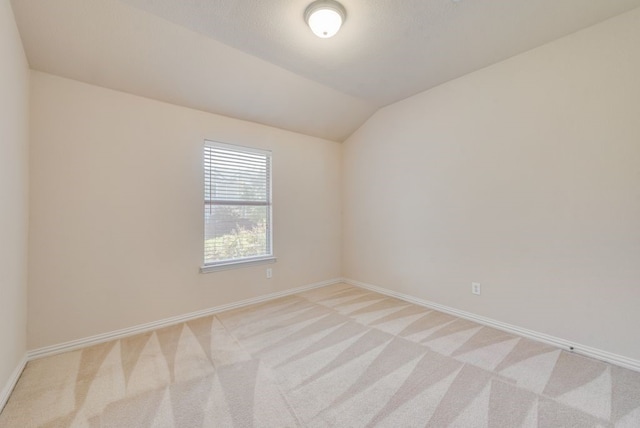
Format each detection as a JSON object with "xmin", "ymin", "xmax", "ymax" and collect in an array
[{"xmin": 204, "ymin": 221, "xmax": 267, "ymax": 261}]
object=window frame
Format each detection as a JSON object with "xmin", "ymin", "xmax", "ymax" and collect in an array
[{"xmin": 200, "ymin": 140, "xmax": 275, "ymax": 273}]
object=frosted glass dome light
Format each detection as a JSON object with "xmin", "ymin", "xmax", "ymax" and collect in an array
[{"xmin": 305, "ymin": 0, "xmax": 346, "ymax": 38}]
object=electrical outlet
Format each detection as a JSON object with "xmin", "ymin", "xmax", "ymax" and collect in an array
[
  {"xmin": 266, "ymin": 268, "xmax": 272, "ymax": 279},
  {"xmin": 472, "ymin": 282, "xmax": 481, "ymax": 295}
]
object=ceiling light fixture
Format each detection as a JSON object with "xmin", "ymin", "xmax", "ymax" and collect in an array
[{"xmin": 304, "ymin": 0, "xmax": 346, "ymax": 39}]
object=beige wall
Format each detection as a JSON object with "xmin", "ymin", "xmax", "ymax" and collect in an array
[
  {"xmin": 343, "ymin": 8, "xmax": 640, "ymax": 360},
  {"xmin": 20, "ymin": 4, "xmax": 640, "ymax": 363},
  {"xmin": 28, "ymin": 72, "xmax": 342, "ymax": 349},
  {"xmin": 0, "ymin": 0, "xmax": 29, "ymax": 391}
]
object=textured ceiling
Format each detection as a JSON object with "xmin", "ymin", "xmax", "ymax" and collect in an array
[{"xmin": 11, "ymin": 0, "xmax": 640, "ymax": 141}]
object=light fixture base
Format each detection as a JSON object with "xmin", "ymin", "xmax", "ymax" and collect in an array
[{"xmin": 304, "ymin": 0, "xmax": 346, "ymax": 38}]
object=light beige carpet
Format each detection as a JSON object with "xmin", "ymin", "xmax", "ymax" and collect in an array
[{"xmin": 1, "ymin": 283, "xmax": 639, "ymax": 427}]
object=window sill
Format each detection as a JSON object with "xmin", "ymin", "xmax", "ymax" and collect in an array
[{"xmin": 200, "ymin": 256, "xmax": 277, "ymax": 273}]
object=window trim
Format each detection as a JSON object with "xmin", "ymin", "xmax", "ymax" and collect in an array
[
  {"xmin": 200, "ymin": 255, "xmax": 277, "ymax": 273},
  {"xmin": 201, "ymin": 140, "xmax": 274, "ymax": 272}
]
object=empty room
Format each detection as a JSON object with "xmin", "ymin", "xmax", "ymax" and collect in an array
[{"xmin": 1, "ymin": 0, "xmax": 640, "ymax": 426}]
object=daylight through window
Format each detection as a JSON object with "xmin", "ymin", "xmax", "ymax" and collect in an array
[{"xmin": 203, "ymin": 141, "xmax": 272, "ymax": 267}]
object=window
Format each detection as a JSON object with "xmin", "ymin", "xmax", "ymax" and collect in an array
[{"xmin": 202, "ymin": 141, "xmax": 273, "ymax": 270}]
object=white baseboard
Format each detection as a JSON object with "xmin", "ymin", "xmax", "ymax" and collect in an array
[
  {"xmin": 344, "ymin": 278, "xmax": 640, "ymax": 373},
  {"xmin": 0, "ymin": 354, "xmax": 27, "ymax": 413},
  {"xmin": 25, "ymin": 275, "xmax": 638, "ymax": 373},
  {"xmin": 28, "ymin": 278, "xmax": 342, "ymax": 361}
]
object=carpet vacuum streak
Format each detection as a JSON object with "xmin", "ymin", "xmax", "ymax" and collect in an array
[{"xmin": 1, "ymin": 283, "xmax": 639, "ymax": 427}]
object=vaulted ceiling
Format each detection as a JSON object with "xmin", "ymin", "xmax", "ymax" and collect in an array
[{"xmin": 11, "ymin": 0, "xmax": 640, "ymax": 141}]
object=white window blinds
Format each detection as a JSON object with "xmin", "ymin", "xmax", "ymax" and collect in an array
[{"xmin": 204, "ymin": 141, "xmax": 272, "ymax": 266}]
